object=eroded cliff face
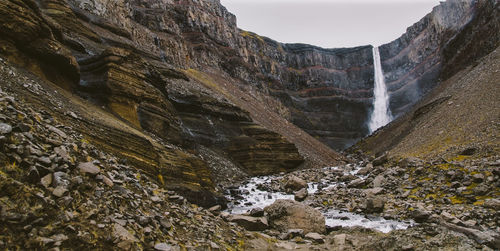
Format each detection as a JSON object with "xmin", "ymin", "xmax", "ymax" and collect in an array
[
  {"xmin": 40, "ymin": 0, "xmax": 479, "ymax": 152},
  {"xmin": 70, "ymin": 0, "xmax": 478, "ymax": 150}
]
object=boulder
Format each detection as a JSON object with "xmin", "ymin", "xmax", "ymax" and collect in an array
[
  {"xmin": 264, "ymin": 199, "xmax": 325, "ymax": 234},
  {"xmin": 284, "ymin": 176, "xmax": 307, "ymax": 191},
  {"xmin": 411, "ymin": 209, "xmax": 431, "ymax": 223},
  {"xmin": 362, "ymin": 196, "xmax": 385, "ymax": 214},
  {"xmin": 228, "ymin": 215, "xmax": 268, "ymax": 231},
  {"xmin": 304, "ymin": 232, "xmax": 325, "ymax": 244}
]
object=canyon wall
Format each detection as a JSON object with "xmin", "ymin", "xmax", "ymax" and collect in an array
[
  {"xmin": 0, "ymin": 0, "xmax": 493, "ymax": 206},
  {"xmin": 65, "ymin": 0, "xmax": 478, "ymax": 151}
]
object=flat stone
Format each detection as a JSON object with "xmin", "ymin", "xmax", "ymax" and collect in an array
[
  {"xmin": 364, "ymin": 187, "xmax": 384, "ymax": 195},
  {"xmin": 347, "ymin": 178, "xmax": 365, "ymax": 188},
  {"xmin": 274, "ymin": 242, "xmax": 295, "ymax": 250},
  {"xmin": 228, "ymin": 215, "xmax": 268, "ymax": 231},
  {"xmin": 47, "ymin": 125, "xmax": 67, "ymax": 139},
  {"xmin": 304, "ymin": 232, "xmax": 325, "ymax": 243},
  {"xmin": 154, "ymin": 243, "xmax": 179, "ymax": 251},
  {"xmin": 208, "ymin": 205, "xmax": 221, "ymax": 212},
  {"xmin": 52, "ymin": 186, "xmax": 67, "ymax": 197},
  {"xmin": 78, "ymin": 162, "xmax": 100, "ymax": 174}
]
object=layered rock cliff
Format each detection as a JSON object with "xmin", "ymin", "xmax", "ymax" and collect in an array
[
  {"xmin": 0, "ymin": 0, "xmax": 495, "ymax": 207},
  {"xmin": 58, "ymin": 0, "xmax": 480, "ymax": 150}
]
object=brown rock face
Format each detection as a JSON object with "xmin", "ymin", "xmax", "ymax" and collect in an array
[
  {"xmin": 264, "ymin": 199, "xmax": 326, "ymax": 234},
  {"xmin": 0, "ymin": 0, "xmax": 80, "ymax": 87}
]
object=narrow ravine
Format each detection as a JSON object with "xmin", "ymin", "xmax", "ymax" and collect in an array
[{"xmin": 225, "ymin": 164, "xmax": 414, "ymax": 233}]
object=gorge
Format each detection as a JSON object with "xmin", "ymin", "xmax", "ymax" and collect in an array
[{"xmin": 0, "ymin": 0, "xmax": 499, "ymax": 250}]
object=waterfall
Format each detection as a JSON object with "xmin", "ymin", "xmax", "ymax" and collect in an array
[{"xmin": 368, "ymin": 46, "xmax": 393, "ymax": 133}]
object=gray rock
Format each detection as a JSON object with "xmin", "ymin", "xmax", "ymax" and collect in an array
[
  {"xmin": 52, "ymin": 172, "xmax": 70, "ymax": 188},
  {"xmin": 333, "ymin": 234, "xmax": 347, "ymax": 246},
  {"xmin": 411, "ymin": 209, "xmax": 431, "ymax": 223},
  {"xmin": 38, "ymin": 156, "xmax": 52, "ymax": 166},
  {"xmin": 347, "ymin": 178, "xmax": 365, "ymax": 188},
  {"xmin": 284, "ymin": 176, "xmax": 307, "ymax": 191},
  {"xmin": 228, "ymin": 215, "xmax": 268, "ymax": 231},
  {"xmin": 357, "ymin": 164, "xmax": 373, "ymax": 175},
  {"xmin": 362, "ymin": 196, "xmax": 385, "ymax": 214},
  {"xmin": 78, "ymin": 162, "xmax": 100, "ymax": 174},
  {"xmin": 373, "ymin": 175, "xmax": 385, "ymax": 188},
  {"xmin": 304, "ymin": 232, "xmax": 325, "ymax": 243},
  {"xmin": 102, "ymin": 176, "xmax": 114, "ymax": 187},
  {"xmin": 47, "ymin": 125, "xmax": 67, "ymax": 139},
  {"xmin": 54, "ymin": 147, "xmax": 70, "ymax": 162},
  {"xmin": 249, "ymin": 207, "xmax": 264, "ymax": 217},
  {"xmin": 441, "ymin": 221, "xmax": 500, "ymax": 249},
  {"xmin": 364, "ymin": 187, "xmax": 384, "ymax": 196},
  {"xmin": 294, "ymin": 188, "xmax": 308, "ymax": 201},
  {"xmin": 0, "ymin": 123, "xmax": 12, "ymax": 134}
]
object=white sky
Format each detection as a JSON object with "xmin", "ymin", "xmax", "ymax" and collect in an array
[{"xmin": 220, "ymin": 0, "xmax": 441, "ymax": 48}]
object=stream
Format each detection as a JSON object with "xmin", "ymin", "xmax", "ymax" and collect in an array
[{"xmin": 225, "ymin": 165, "xmax": 414, "ymax": 233}]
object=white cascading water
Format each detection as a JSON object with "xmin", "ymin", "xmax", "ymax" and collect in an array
[{"xmin": 368, "ymin": 46, "xmax": 393, "ymax": 133}]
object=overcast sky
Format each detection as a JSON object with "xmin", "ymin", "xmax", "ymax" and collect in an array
[{"xmin": 220, "ymin": 0, "xmax": 441, "ymax": 48}]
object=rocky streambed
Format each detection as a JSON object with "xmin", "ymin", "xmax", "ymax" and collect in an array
[
  {"xmin": 225, "ymin": 164, "xmax": 414, "ymax": 234},
  {"xmin": 221, "ymin": 155, "xmax": 500, "ymax": 250}
]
